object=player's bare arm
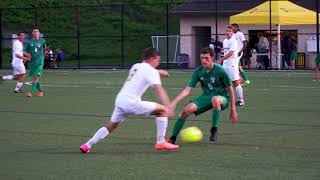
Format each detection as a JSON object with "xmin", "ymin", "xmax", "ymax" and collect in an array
[
  {"xmin": 227, "ymin": 86, "xmax": 238, "ymax": 123},
  {"xmin": 238, "ymin": 40, "xmax": 247, "ymax": 56},
  {"xmin": 171, "ymin": 87, "xmax": 192, "ymax": 108},
  {"xmin": 217, "ymin": 51, "xmax": 234, "ymax": 64}
]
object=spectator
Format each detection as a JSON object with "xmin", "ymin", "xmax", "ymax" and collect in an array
[
  {"xmin": 290, "ymin": 37, "xmax": 297, "ymax": 70},
  {"xmin": 282, "ymin": 32, "xmax": 292, "ymax": 70},
  {"xmin": 257, "ymin": 32, "xmax": 269, "ymax": 69},
  {"xmin": 213, "ymin": 37, "xmax": 223, "ymax": 60},
  {"xmin": 44, "ymin": 47, "xmax": 54, "ymax": 69},
  {"xmin": 55, "ymin": 48, "xmax": 64, "ymax": 68},
  {"xmin": 241, "ymin": 40, "xmax": 252, "ymax": 69},
  {"xmin": 209, "ymin": 38, "xmax": 215, "ymax": 53}
]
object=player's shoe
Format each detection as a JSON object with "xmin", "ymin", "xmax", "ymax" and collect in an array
[
  {"xmin": 242, "ymin": 80, "xmax": 250, "ymax": 86},
  {"xmin": 80, "ymin": 144, "xmax": 90, "ymax": 154},
  {"xmin": 167, "ymin": 136, "xmax": 177, "ymax": 144},
  {"xmin": 14, "ymin": 89, "xmax": 23, "ymax": 94},
  {"xmin": 37, "ymin": 92, "xmax": 44, "ymax": 97},
  {"xmin": 236, "ymin": 100, "xmax": 245, "ymax": 106},
  {"xmin": 26, "ymin": 92, "xmax": 32, "ymax": 97},
  {"xmin": 210, "ymin": 127, "xmax": 218, "ymax": 143},
  {"xmin": 155, "ymin": 141, "xmax": 179, "ymax": 150}
]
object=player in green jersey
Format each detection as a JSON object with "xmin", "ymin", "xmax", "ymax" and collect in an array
[
  {"xmin": 24, "ymin": 27, "xmax": 46, "ymax": 97},
  {"xmin": 168, "ymin": 47, "xmax": 238, "ymax": 144}
]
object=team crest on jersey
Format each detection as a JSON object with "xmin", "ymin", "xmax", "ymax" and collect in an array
[
  {"xmin": 38, "ymin": 44, "xmax": 41, "ymax": 48},
  {"xmin": 210, "ymin": 77, "xmax": 215, "ymax": 83}
]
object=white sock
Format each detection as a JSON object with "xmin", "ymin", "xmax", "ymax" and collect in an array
[
  {"xmin": 15, "ymin": 82, "xmax": 23, "ymax": 91},
  {"xmin": 156, "ymin": 117, "xmax": 168, "ymax": 144},
  {"xmin": 235, "ymin": 85, "xmax": 244, "ymax": 102},
  {"xmin": 85, "ymin": 127, "xmax": 109, "ymax": 148},
  {"xmin": 2, "ymin": 75, "xmax": 14, "ymax": 80}
]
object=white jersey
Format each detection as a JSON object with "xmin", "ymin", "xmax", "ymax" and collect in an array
[
  {"xmin": 223, "ymin": 36, "xmax": 238, "ymax": 67},
  {"xmin": 116, "ymin": 62, "xmax": 161, "ymax": 100},
  {"xmin": 234, "ymin": 31, "xmax": 246, "ymax": 54},
  {"xmin": 12, "ymin": 40, "xmax": 24, "ymax": 64}
]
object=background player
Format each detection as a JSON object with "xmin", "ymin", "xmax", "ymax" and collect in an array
[
  {"xmin": 1, "ymin": 32, "xmax": 30, "ymax": 93},
  {"xmin": 168, "ymin": 47, "xmax": 238, "ymax": 144},
  {"xmin": 80, "ymin": 48, "xmax": 179, "ymax": 153},
  {"xmin": 24, "ymin": 27, "xmax": 46, "ymax": 97},
  {"xmin": 217, "ymin": 25, "xmax": 245, "ymax": 106},
  {"xmin": 231, "ymin": 23, "xmax": 250, "ymax": 86}
]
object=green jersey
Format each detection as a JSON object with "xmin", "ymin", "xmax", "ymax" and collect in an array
[
  {"xmin": 24, "ymin": 38, "xmax": 46, "ymax": 66},
  {"xmin": 188, "ymin": 63, "xmax": 232, "ymax": 97}
]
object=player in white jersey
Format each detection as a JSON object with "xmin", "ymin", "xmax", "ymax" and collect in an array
[
  {"xmin": 217, "ymin": 25, "xmax": 244, "ymax": 106},
  {"xmin": 80, "ymin": 48, "xmax": 179, "ymax": 153},
  {"xmin": 232, "ymin": 23, "xmax": 250, "ymax": 86},
  {"xmin": 1, "ymin": 32, "xmax": 30, "ymax": 93}
]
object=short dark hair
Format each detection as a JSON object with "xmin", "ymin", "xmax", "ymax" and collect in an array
[
  {"xmin": 17, "ymin": 31, "xmax": 24, "ymax": 36},
  {"xmin": 32, "ymin": 26, "xmax": 40, "ymax": 31},
  {"xmin": 231, "ymin": 23, "xmax": 239, "ymax": 27},
  {"xmin": 143, "ymin": 47, "xmax": 160, "ymax": 60},
  {"xmin": 200, "ymin": 47, "xmax": 215, "ymax": 57}
]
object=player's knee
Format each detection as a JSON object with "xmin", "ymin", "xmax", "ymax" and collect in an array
[
  {"xmin": 106, "ymin": 122, "xmax": 118, "ymax": 133},
  {"xmin": 212, "ymin": 96, "xmax": 222, "ymax": 109},
  {"xmin": 180, "ymin": 104, "xmax": 196, "ymax": 117},
  {"xmin": 233, "ymin": 80, "xmax": 240, "ymax": 87}
]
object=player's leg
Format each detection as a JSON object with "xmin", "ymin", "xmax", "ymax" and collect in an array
[
  {"xmin": 210, "ymin": 96, "xmax": 228, "ymax": 142},
  {"xmin": 233, "ymin": 78, "xmax": 244, "ymax": 106},
  {"xmin": 27, "ymin": 65, "xmax": 44, "ymax": 97},
  {"xmin": 14, "ymin": 63, "xmax": 26, "ymax": 93},
  {"xmin": 169, "ymin": 102, "xmax": 198, "ymax": 144},
  {"xmin": 238, "ymin": 59, "xmax": 250, "ymax": 86},
  {"xmin": 80, "ymin": 106, "xmax": 126, "ymax": 153}
]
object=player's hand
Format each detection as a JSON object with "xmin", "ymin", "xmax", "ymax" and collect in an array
[
  {"xmin": 24, "ymin": 53, "xmax": 31, "ymax": 62},
  {"xmin": 216, "ymin": 60, "xmax": 222, "ymax": 64},
  {"xmin": 158, "ymin": 70, "xmax": 169, "ymax": 78},
  {"xmin": 230, "ymin": 110, "xmax": 238, "ymax": 124}
]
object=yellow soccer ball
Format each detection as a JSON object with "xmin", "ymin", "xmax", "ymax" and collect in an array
[{"xmin": 180, "ymin": 126, "xmax": 203, "ymax": 143}]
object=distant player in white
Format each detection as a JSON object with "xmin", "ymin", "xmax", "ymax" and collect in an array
[
  {"xmin": 80, "ymin": 48, "xmax": 179, "ymax": 153},
  {"xmin": 1, "ymin": 32, "xmax": 30, "ymax": 93},
  {"xmin": 232, "ymin": 23, "xmax": 250, "ymax": 86},
  {"xmin": 217, "ymin": 25, "xmax": 244, "ymax": 106}
]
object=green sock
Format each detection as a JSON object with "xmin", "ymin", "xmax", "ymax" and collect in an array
[
  {"xmin": 172, "ymin": 117, "xmax": 186, "ymax": 137},
  {"xmin": 212, "ymin": 110, "xmax": 222, "ymax": 128},
  {"xmin": 240, "ymin": 70, "xmax": 249, "ymax": 81},
  {"xmin": 36, "ymin": 82, "xmax": 43, "ymax": 92},
  {"xmin": 30, "ymin": 82, "xmax": 37, "ymax": 93}
]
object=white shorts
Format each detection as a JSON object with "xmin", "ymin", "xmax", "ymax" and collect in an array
[
  {"xmin": 12, "ymin": 62, "xmax": 26, "ymax": 75},
  {"xmin": 223, "ymin": 65, "xmax": 240, "ymax": 81},
  {"xmin": 110, "ymin": 97, "xmax": 157, "ymax": 123}
]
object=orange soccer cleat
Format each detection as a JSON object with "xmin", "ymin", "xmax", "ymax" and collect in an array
[
  {"xmin": 26, "ymin": 92, "xmax": 32, "ymax": 97},
  {"xmin": 154, "ymin": 141, "xmax": 179, "ymax": 150},
  {"xmin": 37, "ymin": 92, "xmax": 44, "ymax": 97}
]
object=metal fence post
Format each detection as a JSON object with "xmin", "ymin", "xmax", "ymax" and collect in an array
[
  {"xmin": 76, "ymin": 8, "xmax": 80, "ymax": 69},
  {"xmin": 0, "ymin": 9, "xmax": 2, "ymax": 69},
  {"xmin": 166, "ymin": 3, "xmax": 169, "ymax": 69},
  {"xmin": 121, "ymin": 4, "xmax": 124, "ymax": 69},
  {"xmin": 215, "ymin": 0, "xmax": 218, "ymax": 41},
  {"xmin": 269, "ymin": 0, "xmax": 273, "ymax": 69},
  {"xmin": 35, "ymin": 7, "xmax": 39, "ymax": 26},
  {"xmin": 317, "ymin": 0, "xmax": 319, "ymax": 55}
]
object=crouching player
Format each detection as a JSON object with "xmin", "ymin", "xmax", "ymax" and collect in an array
[{"xmin": 168, "ymin": 47, "xmax": 238, "ymax": 144}]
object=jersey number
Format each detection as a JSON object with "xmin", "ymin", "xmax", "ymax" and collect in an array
[{"xmin": 127, "ymin": 69, "xmax": 138, "ymax": 81}]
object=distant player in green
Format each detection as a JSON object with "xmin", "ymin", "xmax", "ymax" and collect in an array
[
  {"xmin": 315, "ymin": 53, "xmax": 320, "ymax": 81},
  {"xmin": 24, "ymin": 27, "xmax": 46, "ymax": 97},
  {"xmin": 168, "ymin": 47, "xmax": 238, "ymax": 144}
]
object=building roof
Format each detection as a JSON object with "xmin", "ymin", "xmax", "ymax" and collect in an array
[{"xmin": 170, "ymin": 0, "xmax": 318, "ymax": 16}]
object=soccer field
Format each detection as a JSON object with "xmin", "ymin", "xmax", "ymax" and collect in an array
[{"xmin": 0, "ymin": 70, "xmax": 319, "ymax": 180}]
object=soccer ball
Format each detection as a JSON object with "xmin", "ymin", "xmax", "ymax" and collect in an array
[{"xmin": 180, "ymin": 126, "xmax": 203, "ymax": 143}]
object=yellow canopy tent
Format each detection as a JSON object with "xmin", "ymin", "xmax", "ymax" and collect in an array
[{"xmin": 230, "ymin": 0, "xmax": 320, "ymax": 69}]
